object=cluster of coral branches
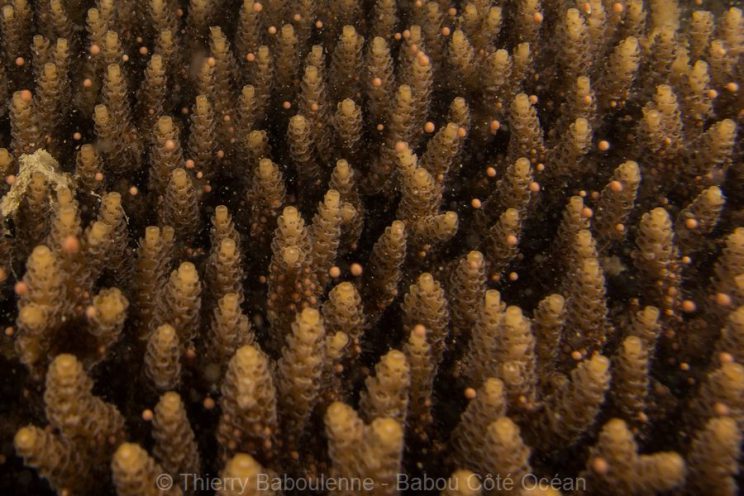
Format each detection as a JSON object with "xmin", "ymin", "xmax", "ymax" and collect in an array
[{"xmin": 0, "ymin": 0, "xmax": 742, "ymax": 495}]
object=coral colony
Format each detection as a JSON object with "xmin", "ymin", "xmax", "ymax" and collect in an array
[{"xmin": 0, "ymin": 0, "xmax": 742, "ymax": 495}]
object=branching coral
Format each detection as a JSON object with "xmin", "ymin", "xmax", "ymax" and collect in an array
[{"xmin": 1, "ymin": 3, "xmax": 743, "ymax": 496}]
